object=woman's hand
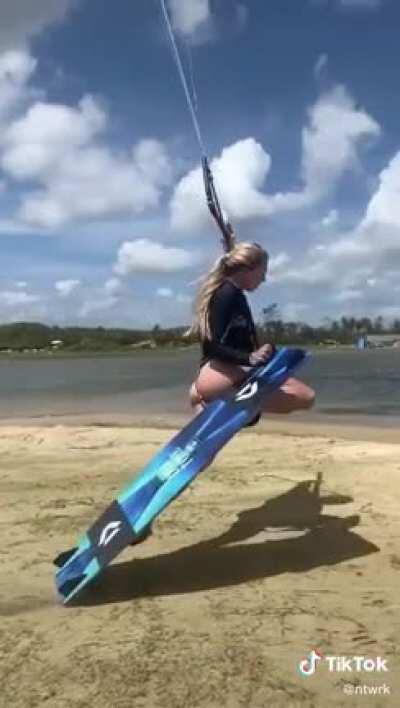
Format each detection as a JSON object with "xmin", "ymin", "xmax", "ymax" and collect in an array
[{"xmin": 249, "ymin": 343, "xmax": 276, "ymax": 366}]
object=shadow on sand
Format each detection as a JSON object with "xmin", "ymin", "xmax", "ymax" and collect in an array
[{"xmin": 73, "ymin": 474, "xmax": 379, "ymax": 607}]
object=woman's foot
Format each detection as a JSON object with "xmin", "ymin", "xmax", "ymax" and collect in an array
[{"xmin": 189, "ymin": 382, "xmax": 206, "ymax": 415}]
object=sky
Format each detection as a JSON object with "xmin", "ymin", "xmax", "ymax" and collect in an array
[{"xmin": 0, "ymin": 0, "xmax": 399, "ymax": 329}]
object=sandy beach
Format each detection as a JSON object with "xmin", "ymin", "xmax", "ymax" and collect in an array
[{"xmin": 1, "ymin": 417, "xmax": 399, "ymax": 707}]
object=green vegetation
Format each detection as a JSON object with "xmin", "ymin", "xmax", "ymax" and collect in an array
[
  {"xmin": 0, "ymin": 322, "xmax": 192, "ymax": 354},
  {"xmin": 258, "ymin": 306, "xmax": 400, "ymax": 346},
  {"xmin": 1, "ymin": 313, "xmax": 399, "ymax": 354}
]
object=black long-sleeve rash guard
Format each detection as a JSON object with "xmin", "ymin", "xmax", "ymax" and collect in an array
[{"xmin": 200, "ymin": 280, "xmax": 259, "ymax": 367}]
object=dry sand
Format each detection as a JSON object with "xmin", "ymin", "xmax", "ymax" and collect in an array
[{"xmin": 0, "ymin": 419, "xmax": 399, "ymax": 707}]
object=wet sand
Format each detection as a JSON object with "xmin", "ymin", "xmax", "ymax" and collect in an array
[{"xmin": 0, "ymin": 419, "xmax": 399, "ymax": 707}]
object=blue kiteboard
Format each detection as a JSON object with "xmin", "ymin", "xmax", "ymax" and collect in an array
[{"xmin": 54, "ymin": 346, "xmax": 308, "ymax": 603}]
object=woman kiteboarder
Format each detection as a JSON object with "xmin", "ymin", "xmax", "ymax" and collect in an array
[{"xmin": 189, "ymin": 241, "xmax": 315, "ymax": 417}]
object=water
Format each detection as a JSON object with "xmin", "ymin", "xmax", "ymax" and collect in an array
[
  {"xmin": 300, "ymin": 349, "xmax": 400, "ymax": 418},
  {"xmin": 0, "ymin": 347, "xmax": 399, "ymax": 426}
]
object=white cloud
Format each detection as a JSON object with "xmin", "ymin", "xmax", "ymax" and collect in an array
[
  {"xmin": 0, "ymin": 1, "xmax": 75, "ymax": 53},
  {"xmin": 1, "ymin": 94, "xmax": 173, "ymax": 228},
  {"xmin": 311, "ymin": 150, "xmax": 400, "ymax": 282},
  {"xmin": 271, "ymin": 258, "xmax": 335, "ymax": 287},
  {"xmin": 170, "ymin": 138, "xmax": 281, "ymax": 231},
  {"xmin": 79, "ymin": 296, "xmax": 119, "ymax": 318},
  {"xmin": 168, "ymin": 0, "xmax": 210, "ymax": 37},
  {"xmin": 314, "ymin": 53, "xmax": 328, "ymax": 79},
  {"xmin": 362, "ymin": 152, "xmax": 400, "ymax": 229},
  {"xmin": 55, "ymin": 279, "xmax": 80, "ymax": 297},
  {"xmin": 169, "ymin": 161, "xmax": 206, "ymax": 231},
  {"xmin": 268, "ymin": 143, "xmax": 400, "ymax": 316},
  {"xmin": 132, "ymin": 139, "xmax": 173, "ymax": 188},
  {"xmin": 301, "ymin": 85, "xmax": 380, "ymax": 200},
  {"xmin": 0, "ymin": 289, "xmax": 40, "ymax": 306},
  {"xmin": 0, "ymin": 219, "xmax": 41, "ymax": 235},
  {"xmin": 0, "ymin": 50, "xmax": 37, "ymax": 124},
  {"xmin": 321, "ymin": 209, "xmax": 339, "ymax": 228},
  {"xmin": 281, "ymin": 302, "xmax": 312, "ymax": 321},
  {"xmin": 104, "ymin": 277, "xmax": 122, "ymax": 295},
  {"xmin": 157, "ymin": 287, "xmax": 174, "ymax": 297},
  {"xmin": 268, "ymin": 252, "xmax": 292, "ymax": 283},
  {"xmin": 170, "ymin": 86, "xmax": 380, "ymax": 232},
  {"xmin": 0, "ymin": 3, "xmax": 177, "ymax": 234},
  {"xmin": 269, "ymin": 252, "xmax": 291, "ymax": 270},
  {"xmin": 332, "ymin": 288, "xmax": 363, "ymax": 303},
  {"xmin": 210, "ymin": 140, "xmax": 275, "ymax": 218},
  {"xmin": 166, "ymin": 0, "xmax": 247, "ymax": 44},
  {"xmin": 315, "ymin": 0, "xmax": 383, "ymax": 10},
  {"xmin": 114, "ymin": 239, "xmax": 199, "ymax": 275},
  {"xmin": 2, "ymin": 96, "xmax": 106, "ymax": 179},
  {"xmin": 176, "ymin": 293, "xmax": 191, "ymax": 304}
]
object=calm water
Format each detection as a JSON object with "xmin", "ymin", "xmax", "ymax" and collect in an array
[{"xmin": 0, "ymin": 348, "xmax": 399, "ymax": 426}]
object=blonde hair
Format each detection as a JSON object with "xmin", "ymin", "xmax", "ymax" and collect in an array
[{"xmin": 188, "ymin": 242, "xmax": 268, "ymax": 340}]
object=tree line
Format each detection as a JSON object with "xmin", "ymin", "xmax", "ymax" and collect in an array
[
  {"xmin": 0, "ymin": 322, "xmax": 188, "ymax": 352},
  {"xmin": 258, "ymin": 305, "xmax": 400, "ymax": 345},
  {"xmin": 0, "ymin": 313, "xmax": 399, "ymax": 352}
]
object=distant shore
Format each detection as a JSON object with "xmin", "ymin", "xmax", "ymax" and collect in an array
[
  {"xmin": 0, "ymin": 344, "xmax": 198, "ymax": 359},
  {"xmin": 2, "ymin": 343, "xmax": 397, "ymax": 359}
]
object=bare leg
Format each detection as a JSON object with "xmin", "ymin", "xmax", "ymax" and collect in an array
[
  {"xmin": 262, "ymin": 377, "xmax": 315, "ymax": 414},
  {"xmin": 189, "ymin": 363, "xmax": 315, "ymax": 416},
  {"xmin": 189, "ymin": 360, "xmax": 246, "ymax": 410}
]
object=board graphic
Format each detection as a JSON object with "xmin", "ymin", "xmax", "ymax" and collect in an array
[{"xmin": 54, "ymin": 347, "xmax": 308, "ymax": 603}]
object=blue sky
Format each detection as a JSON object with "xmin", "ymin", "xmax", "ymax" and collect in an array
[{"xmin": 0, "ymin": 0, "xmax": 399, "ymax": 328}]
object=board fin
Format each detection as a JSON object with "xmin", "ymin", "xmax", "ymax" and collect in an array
[{"xmin": 53, "ymin": 547, "xmax": 78, "ymax": 568}]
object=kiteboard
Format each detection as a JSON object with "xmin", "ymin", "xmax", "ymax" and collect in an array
[{"xmin": 54, "ymin": 346, "xmax": 308, "ymax": 603}]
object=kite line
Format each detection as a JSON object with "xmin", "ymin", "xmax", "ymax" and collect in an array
[{"xmin": 158, "ymin": 0, "xmax": 235, "ymax": 253}]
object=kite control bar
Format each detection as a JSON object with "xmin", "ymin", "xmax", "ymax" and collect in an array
[{"xmin": 202, "ymin": 157, "xmax": 235, "ymax": 254}]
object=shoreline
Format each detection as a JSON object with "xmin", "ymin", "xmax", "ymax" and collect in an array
[
  {"xmin": 0, "ymin": 409, "xmax": 398, "ymax": 444},
  {"xmin": 0, "ymin": 344, "xmax": 377, "ymax": 358}
]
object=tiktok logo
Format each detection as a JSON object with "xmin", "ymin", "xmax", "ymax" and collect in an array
[
  {"xmin": 298, "ymin": 649, "xmax": 389, "ymax": 677},
  {"xmin": 298, "ymin": 649, "xmax": 324, "ymax": 677}
]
